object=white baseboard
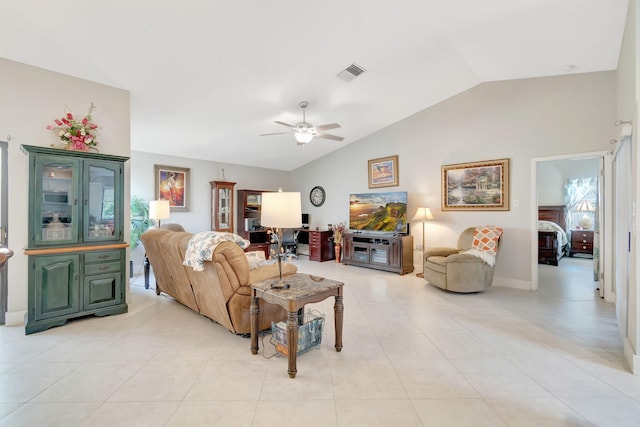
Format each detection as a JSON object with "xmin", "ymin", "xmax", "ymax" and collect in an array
[
  {"xmin": 4, "ymin": 310, "xmax": 26, "ymax": 326},
  {"xmin": 493, "ymin": 275, "xmax": 532, "ymax": 290},
  {"xmin": 624, "ymin": 338, "xmax": 640, "ymax": 374}
]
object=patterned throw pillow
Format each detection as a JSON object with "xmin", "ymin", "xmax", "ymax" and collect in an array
[
  {"xmin": 472, "ymin": 226, "xmax": 503, "ymax": 254},
  {"xmin": 245, "ymin": 251, "xmax": 266, "ymax": 270}
]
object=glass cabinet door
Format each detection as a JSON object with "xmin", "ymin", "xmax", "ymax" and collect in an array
[
  {"xmin": 84, "ymin": 160, "xmax": 122, "ymax": 242},
  {"xmin": 211, "ymin": 181, "xmax": 235, "ymax": 233},
  {"xmin": 34, "ymin": 155, "xmax": 80, "ymax": 245}
]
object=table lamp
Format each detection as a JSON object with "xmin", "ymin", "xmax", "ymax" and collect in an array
[
  {"xmin": 576, "ymin": 200, "xmax": 595, "ymax": 229},
  {"xmin": 149, "ymin": 200, "xmax": 170, "ymax": 227},
  {"xmin": 411, "ymin": 207, "xmax": 434, "ymax": 278},
  {"xmin": 261, "ymin": 189, "xmax": 302, "ymax": 287}
]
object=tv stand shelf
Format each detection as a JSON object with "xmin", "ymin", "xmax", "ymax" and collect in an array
[{"xmin": 343, "ymin": 232, "xmax": 413, "ymax": 275}]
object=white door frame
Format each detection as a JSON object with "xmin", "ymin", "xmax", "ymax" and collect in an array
[{"xmin": 531, "ymin": 150, "xmax": 613, "ymax": 302}]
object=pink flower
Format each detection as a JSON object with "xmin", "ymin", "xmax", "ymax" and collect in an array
[
  {"xmin": 66, "ymin": 113, "xmax": 74, "ymax": 120},
  {"xmin": 46, "ymin": 125, "xmax": 54, "ymax": 130},
  {"xmin": 54, "ymin": 119, "xmax": 62, "ymax": 126},
  {"xmin": 82, "ymin": 118, "xmax": 88, "ymax": 125}
]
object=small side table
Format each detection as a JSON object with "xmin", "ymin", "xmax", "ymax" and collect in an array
[
  {"xmin": 570, "ymin": 229, "xmax": 594, "ymax": 257},
  {"xmin": 250, "ymin": 273, "xmax": 344, "ymax": 378}
]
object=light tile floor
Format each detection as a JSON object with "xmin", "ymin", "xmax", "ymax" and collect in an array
[{"xmin": 1, "ymin": 257, "xmax": 639, "ymax": 426}]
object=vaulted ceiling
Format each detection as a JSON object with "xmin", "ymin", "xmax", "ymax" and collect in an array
[{"xmin": 0, "ymin": 0, "xmax": 629, "ymax": 170}]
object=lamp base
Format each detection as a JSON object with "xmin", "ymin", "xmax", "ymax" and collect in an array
[{"xmin": 269, "ymin": 276, "xmax": 291, "ymax": 290}]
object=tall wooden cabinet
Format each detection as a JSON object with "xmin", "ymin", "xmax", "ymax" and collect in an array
[
  {"xmin": 22, "ymin": 145, "xmax": 129, "ymax": 334},
  {"xmin": 210, "ymin": 181, "xmax": 235, "ymax": 232}
]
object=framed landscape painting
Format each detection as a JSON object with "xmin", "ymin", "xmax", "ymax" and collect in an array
[
  {"xmin": 442, "ymin": 158, "xmax": 510, "ymax": 211},
  {"xmin": 368, "ymin": 155, "xmax": 399, "ymax": 188},
  {"xmin": 154, "ymin": 165, "xmax": 190, "ymax": 211}
]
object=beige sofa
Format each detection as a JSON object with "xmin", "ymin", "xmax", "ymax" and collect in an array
[
  {"xmin": 423, "ymin": 227, "xmax": 500, "ymax": 293},
  {"xmin": 141, "ymin": 228, "xmax": 296, "ymax": 334}
]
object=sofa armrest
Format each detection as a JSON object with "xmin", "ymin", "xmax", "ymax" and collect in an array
[
  {"xmin": 249, "ymin": 262, "xmax": 298, "ymax": 284},
  {"xmin": 424, "ymin": 247, "xmax": 460, "ymax": 258}
]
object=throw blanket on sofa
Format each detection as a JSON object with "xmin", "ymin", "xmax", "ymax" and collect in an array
[
  {"xmin": 464, "ymin": 225, "xmax": 503, "ymax": 266},
  {"xmin": 183, "ymin": 231, "xmax": 250, "ymax": 271}
]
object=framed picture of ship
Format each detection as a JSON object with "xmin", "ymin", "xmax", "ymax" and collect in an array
[{"xmin": 442, "ymin": 158, "xmax": 510, "ymax": 211}]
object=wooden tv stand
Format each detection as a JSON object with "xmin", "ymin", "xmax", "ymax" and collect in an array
[{"xmin": 342, "ymin": 232, "xmax": 413, "ymax": 275}]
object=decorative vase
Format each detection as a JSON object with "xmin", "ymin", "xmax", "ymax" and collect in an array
[{"xmin": 335, "ymin": 244, "xmax": 341, "ymax": 263}]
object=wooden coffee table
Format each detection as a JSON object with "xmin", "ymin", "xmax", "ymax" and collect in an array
[{"xmin": 250, "ymin": 273, "xmax": 344, "ymax": 378}]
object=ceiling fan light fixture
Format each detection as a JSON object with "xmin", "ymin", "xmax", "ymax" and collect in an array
[{"xmin": 294, "ymin": 131, "xmax": 314, "ymax": 144}]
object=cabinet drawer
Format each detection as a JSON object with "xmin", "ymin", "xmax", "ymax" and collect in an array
[
  {"xmin": 85, "ymin": 250, "xmax": 122, "ymax": 263},
  {"xmin": 85, "ymin": 261, "xmax": 121, "ymax": 275},
  {"xmin": 574, "ymin": 243, "xmax": 593, "ymax": 251}
]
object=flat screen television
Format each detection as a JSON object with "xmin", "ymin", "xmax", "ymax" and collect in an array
[{"xmin": 349, "ymin": 191, "xmax": 408, "ymax": 234}]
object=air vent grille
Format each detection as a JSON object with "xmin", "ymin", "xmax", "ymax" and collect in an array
[{"xmin": 337, "ymin": 62, "xmax": 367, "ymax": 82}]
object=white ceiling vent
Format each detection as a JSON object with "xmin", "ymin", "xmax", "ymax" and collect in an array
[{"xmin": 337, "ymin": 63, "xmax": 366, "ymax": 82}]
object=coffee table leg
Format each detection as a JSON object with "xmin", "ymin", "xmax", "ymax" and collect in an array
[
  {"xmin": 250, "ymin": 296, "xmax": 259, "ymax": 355},
  {"xmin": 287, "ymin": 310, "xmax": 299, "ymax": 378},
  {"xmin": 334, "ymin": 295, "xmax": 343, "ymax": 352}
]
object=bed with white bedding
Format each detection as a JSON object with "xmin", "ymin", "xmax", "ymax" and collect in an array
[{"xmin": 538, "ymin": 205, "xmax": 569, "ymax": 266}]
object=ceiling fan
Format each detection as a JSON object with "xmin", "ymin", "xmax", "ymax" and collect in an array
[{"xmin": 261, "ymin": 101, "xmax": 344, "ymax": 144}]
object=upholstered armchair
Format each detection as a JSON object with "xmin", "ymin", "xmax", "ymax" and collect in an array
[{"xmin": 423, "ymin": 226, "xmax": 502, "ymax": 293}]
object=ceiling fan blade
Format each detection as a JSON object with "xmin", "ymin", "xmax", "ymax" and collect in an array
[
  {"xmin": 274, "ymin": 121, "xmax": 296, "ymax": 128},
  {"xmin": 260, "ymin": 131, "xmax": 291, "ymax": 136},
  {"xmin": 316, "ymin": 133, "xmax": 344, "ymax": 141},
  {"xmin": 314, "ymin": 123, "xmax": 341, "ymax": 131}
]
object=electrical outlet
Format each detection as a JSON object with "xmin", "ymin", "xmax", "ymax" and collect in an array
[{"xmin": 416, "ymin": 244, "xmax": 423, "ymax": 251}]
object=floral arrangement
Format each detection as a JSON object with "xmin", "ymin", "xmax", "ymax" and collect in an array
[
  {"xmin": 332, "ymin": 222, "xmax": 346, "ymax": 245},
  {"xmin": 47, "ymin": 103, "xmax": 99, "ymax": 152}
]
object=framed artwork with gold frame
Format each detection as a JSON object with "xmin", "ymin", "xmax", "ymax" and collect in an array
[{"xmin": 442, "ymin": 158, "xmax": 509, "ymax": 211}]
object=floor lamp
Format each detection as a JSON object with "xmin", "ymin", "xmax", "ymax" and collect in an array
[{"xmin": 411, "ymin": 207, "xmax": 434, "ymax": 278}]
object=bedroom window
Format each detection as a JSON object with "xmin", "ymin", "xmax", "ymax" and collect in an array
[{"xmin": 564, "ymin": 178, "xmax": 597, "ymax": 230}]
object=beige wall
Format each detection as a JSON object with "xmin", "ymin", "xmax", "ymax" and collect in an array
[
  {"xmin": 128, "ymin": 151, "xmax": 292, "ymax": 267},
  {"xmin": 291, "ymin": 71, "xmax": 618, "ymax": 289},
  {"xmin": 0, "ymin": 58, "xmax": 130, "ymax": 325}
]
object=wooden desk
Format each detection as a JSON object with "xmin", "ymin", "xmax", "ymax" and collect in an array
[
  {"xmin": 250, "ymin": 273, "xmax": 344, "ymax": 378},
  {"xmin": 296, "ymin": 229, "xmax": 335, "ymax": 261}
]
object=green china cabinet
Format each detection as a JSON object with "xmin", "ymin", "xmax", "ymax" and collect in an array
[{"xmin": 22, "ymin": 145, "xmax": 129, "ymax": 334}]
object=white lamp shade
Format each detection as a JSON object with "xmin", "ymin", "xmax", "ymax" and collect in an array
[
  {"xmin": 261, "ymin": 191, "xmax": 302, "ymax": 228},
  {"xmin": 411, "ymin": 207, "xmax": 434, "ymax": 222},
  {"xmin": 149, "ymin": 200, "xmax": 171, "ymax": 220},
  {"xmin": 577, "ymin": 200, "xmax": 595, "ymax": 212}
]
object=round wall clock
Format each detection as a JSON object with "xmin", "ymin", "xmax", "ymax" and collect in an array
[{"xmin": 310, "ymin": 186, "xmax": 326, "ymax": 207}]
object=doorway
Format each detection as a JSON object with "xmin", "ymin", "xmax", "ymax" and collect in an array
[
  {"xmin": 531, "ymin": 150, "xmax": 613, "ymax": 302},
  {"xmin": 0, "ymin": 141, "xmax": 8, "ymax": 325}
]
